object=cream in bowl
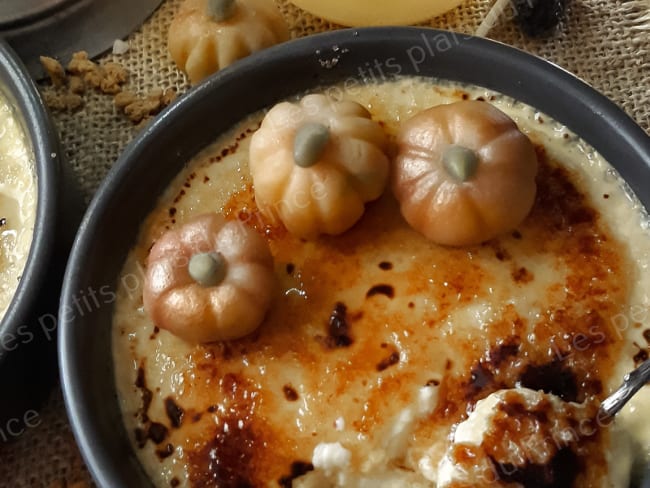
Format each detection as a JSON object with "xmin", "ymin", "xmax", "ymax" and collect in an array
[
  {"xmin": 112, "ymin": 77, "xmax": 650, "ymax": 487},
  {"xmin": 0, "ymin": 91, "xmax": 36, "ymax": 322},
  {"xmin": 58, "ymin": 28, "xmax": 650, "ymax": 488}
]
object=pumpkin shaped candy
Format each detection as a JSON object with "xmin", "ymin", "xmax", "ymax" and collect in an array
[
  {"xmin": 143, "ymin": 213, "xmax": 275, "ymax": 343},
  {"xmin": 249, "ymin": 94, "xmax": 390, "ymax": 239},
  {"xmin": 168, "ymin": 0, "xmax": 289, "ymax": 84},
  {"xmin": 392, "ymin": 101, "xmax": 538, "ymax": 246}
]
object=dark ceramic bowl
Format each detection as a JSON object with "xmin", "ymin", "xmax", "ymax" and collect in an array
[
  {"xmin": 59, "ymin": 28, "xmax": 650, "ymax": 487},
  {"xmin": 0, "ymin": 39, "xmax": 80, "ymax": 427}
]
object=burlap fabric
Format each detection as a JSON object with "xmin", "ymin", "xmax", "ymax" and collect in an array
[{"xmin": 0, "ymin": 0, "xmax": 648, "ymax": 485}]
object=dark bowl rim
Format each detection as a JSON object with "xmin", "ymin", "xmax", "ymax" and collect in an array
[
  {"xmin": 0, "ymin": 39, "xmax": 60, "ymax": 363},
  {"xmin": 59, "ymin": 26, "xmax": 650, "ymax": 487}
]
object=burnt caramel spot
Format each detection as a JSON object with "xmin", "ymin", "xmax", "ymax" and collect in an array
[
  {"xmin": 461, "ymin": 93, "xmax": 469, "ymax": 100},
  {"xmin": 488, "ymin": 339, "xmax": 520, "ymax": 367},
  {"xmin": 164, "ymin": 397, "xmax": 185, "ymax": 428},
  {"xmin": 156, "ymin": 443, "xmax": 174, "ymax": 460},
  {"xmin": 512, "ymin": 266, "xmax": 534, "ymax": 284},
  {"xmin": 512, "ymin": 230, "xmax": 523, "ymax": 239},
  {"xmin": 376, "ymin": 351, "xmax": 400, "ymax": 372},
  {"xmin": 603, "ymin": 194, "xmax": 610, "ymax": 199},
  {"xmin": 278, "ymin": 461, "xmax": 314, "ymax": 488},
  {"xmin": 203, "ymin": 175, "xmax": 210, "ymax": 183},
  {"xmin": 286, "ymin": 263, "xmax": 295, "ymax": 275},
  {"xmin": 187, "ymin": 418, "xmax": 257, "ymax": 488},
  {"xmin": 366, "ymin": 284, "xmax": 395, "ymax": 299},
  {"xmin": 476, "ymin": 96, "xmax": 485, "ymax": 101},
  {"xmin": 492, "ymin": 448, "xmax": 580, "ymax": 488},
  {"xmin": 633, "ymin": 343, "xmax": 649, "ymax": 364},
  {"xmin": 146, "ymin": 422, "xmax": 169, "ymax": 445},
  {"xmin": 519, "ymin": 361, "xmax": 578, "ymax": 402},
  {"xmin": 283, "ymin": 385, "xmax": 299, "ymax": 401},
  {"xmin": 408, "ymin": 301, "xmax": 415, "ymax": 309},
  {"xmin": 135, "ymin": 366, "xmax": 153, "ymax": 423},
  {"xmin": 466, "ymin": 363, "xmax": 496, "ymax": 400},
  {"xmin": 170, "ymin": 478, "xmax": 180, "ymax": 487},
  {"xmin": 318, "ymin": 302, "xmax": 352, "ymax": 348},
  {"xmin": 426, "ymin": 379, "xmax": 441, "ymax": 387},
  {"xmin": 168, "ymin": 207, "xmax": 176, "ymax": 217},
  {"xmin": 379, "ymin": 261, "xmax": 393, "ymax": 270}
]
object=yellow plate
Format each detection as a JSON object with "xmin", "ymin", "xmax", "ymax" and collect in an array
[{"xmin": 289, "ymin": 0, "xmax": 465, "ymax": 26}]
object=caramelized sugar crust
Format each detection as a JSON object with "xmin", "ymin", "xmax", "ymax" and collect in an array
[{"xmin": 127, "ymin": 143, "xmax": 629, "ymax": 487}]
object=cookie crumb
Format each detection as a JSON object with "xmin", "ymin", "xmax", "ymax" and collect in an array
[
  {"xmin": 68, "ymin": 76, "xmax": 85, "ymax": 95},
  {"xmin": 40, "ymin": 56, "xmax": 66, "ymax": 87},
  {"xmin": 162, "ymin": 87, "xmax": 178, "ymax": 106},
  {"xmin": 114, "ymin": 90, "xmax": 138, "ymax": 109},
  {"xmin": 67, "ymin": 51, "xmax": 98, "ymax": 75},
  {"xmin": 101, "ymin": 62, "xmax": 129, "ymax": 94}
]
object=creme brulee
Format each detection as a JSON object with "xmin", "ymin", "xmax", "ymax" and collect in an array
[
  {"xmin": 112, "ymin": 78, "xmax": 650, "ymax": 487},
  {"xmin": 0, "ymin": 92, "xmax": 36, "ymax": 322}
]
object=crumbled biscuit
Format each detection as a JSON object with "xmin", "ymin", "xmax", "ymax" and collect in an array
[
  {"xmin": 136, "ymin": 116, "xmax": 153, "ymax": 130},
  {"xmin": 162, "ymin": 87, "xmax": 178, "ymax": 107},
  {"xmin": 42, "ymin": 90, "xmax": 84, "ymax": 112},
  {"xmin": 68, "ymin": 76, "xmax": 85, "ymax": 95},
  {"xmin": 101, "ymin": 62, "xmax": 129, "ymax": 94},
  {"xmin": 67, "ymin": 51, "xmax": 98, "ymax": 75},
  {"xmin": 124, "ymin": 96, "xmax": 162, "ymax": 123},
  {"xmin": 40, "ymin": 56, "xmax": 66, "ymax": 87},
  {"xmin": 62, "ymin": 93, "xmax": 84, "ymax": 110},
  {"xmin": 114, "ymin": 90, "xmax": 138, "ymax": 109},
  {"xmin": 83, "ymin": 69, "xmax": 103, "ymax": 90},
  {"xmin": 43, "ymin": 91, "xmax": 67, "ymax": 111}
]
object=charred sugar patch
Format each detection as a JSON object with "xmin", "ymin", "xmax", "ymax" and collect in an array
[
  {"xmin": 168, "ymin": 207, "xmax": 176, "ymax": 217},
  {"xmin": 366, "ymin": 284, "xmax": 395, "ymax": 299},
  {"xmin": 376, "ymin": 351, "xmax": 400, "ymax": 372},
  {"xmin": 316, "ymin": 302, "xmax": 353, "ymax": 349},
  {"xmin": 156, "ymin": 443, "xmax": 175, "ymax": 460},
  {"xmin": 378, "ymin": 261, "xmax": 393, "ymax": 270},
  {"xmin": 512, "ymin": 230, "xmax": 523, "ymax": 239},
  {"xmin": 164, "ymin": 397, "xmax": 185, "ymax": 428},
  {"xmin": 426, "ymin": 379, "xmax": 440, "ymax": 387},
  {"xmin": 492, "ymin": 448, "xmax": 580, "ymax": 488},
  {"xmin": 170, "ymin": 478, "xmax": 180, "ymax": 487},
  {"xmin": 488, "ymin": 338, "xmax": 520, "ymax": 367},
  {"xmin": 633, "ymin": 343, "xmax": 649, "ymax": 364},
  {"xmin": 283, "ymin": 385, "xmax": 299, "ymax": 402},
  {"xmin": 135, "ymin": 421, "xmax": 169, "ymax": 449},
  {"xmin": 279, "ymin": 461, "xmax": 314, "ymax": 488},
  {"xmin": 135, "ymin": 366, "xmax": 153, "ymax": 423},
  {"xmin": 286, "ymin": 263, "xmax": 295, "ymax": 275},
  {"xmin": 518, "ymin": 361, "xmax": 578, "ymax": 402},
  {"xmin": 187, "ymin": 417, "xmax": 258, "ymax": 487},
  {"xmin": 512, "ymin": 266, "xmax": 534, "ymax": 284}
]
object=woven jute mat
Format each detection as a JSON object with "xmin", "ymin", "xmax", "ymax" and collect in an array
[{"xmin": 1, "ymin": 0, "xmax": 648, "ymax": 486}]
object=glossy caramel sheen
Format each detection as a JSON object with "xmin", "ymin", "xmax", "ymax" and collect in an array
[{"xmin": 113, "ymin": 79, "xmax": 650, "ymax": 487}]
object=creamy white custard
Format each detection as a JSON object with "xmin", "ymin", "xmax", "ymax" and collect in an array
[
  {"xmin": 0, "ymin": 92, "xmax": 36, "ymax": 322},
  {"xmin": 112, "ymin": 77, "xmax": 650, "ymax": 487}
]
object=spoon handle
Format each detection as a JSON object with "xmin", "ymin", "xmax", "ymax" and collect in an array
[{"xmin": 599, "ymin": 359, "xmax": 650, "ymax": 420}]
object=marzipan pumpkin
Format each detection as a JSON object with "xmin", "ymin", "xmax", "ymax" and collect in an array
[
  {"xmin": 249, "ymin": 94, "xmax": 390, "ymax": 239},
  {"xmin": 168, "ymin": 0, "xmax": 289, "ymax": 84},
  {"xmin": 392, "ymin": 101, "xmax": 538, "ymax": 246},
  {"xmin": 143, "ymin": 213, "xmax": 275, "ymax": 343}
]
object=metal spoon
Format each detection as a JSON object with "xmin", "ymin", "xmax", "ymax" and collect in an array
[{"xmin": 599, "ymin": 359, "xmax": 650, "ymax": 420}]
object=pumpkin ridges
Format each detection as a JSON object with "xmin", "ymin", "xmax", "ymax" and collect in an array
[{"xmin": 392, "ymin": 101, "xmax": 538, "ymax": 246}]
